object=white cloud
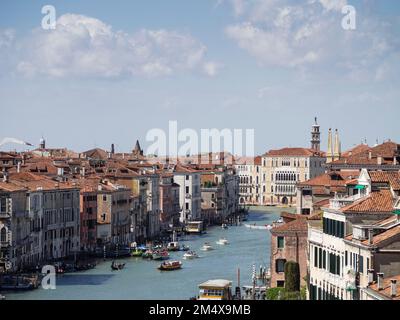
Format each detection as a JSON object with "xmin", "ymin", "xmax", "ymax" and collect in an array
[
  {"xmin": 202, "ymin": 61, "xmax": 222, "ymax": 77},
  {"xmin": 223, "ymin": 0, "xmax": 399, "ymax": 80},
  {"xmin": 15, "ymin": 14, "xmax": 217, "ymax": 78}
]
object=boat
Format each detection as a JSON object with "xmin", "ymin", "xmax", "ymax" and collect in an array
[
  {"xmin": 201, "ymin": 242, "xmax": 214, "ymax": 251},
  {"xmin": 131, "ymin": 249, "xmax": 143, "ymax": 257},
  {"xmin": 183, "ymin": 251, "xmax": 198, "ymax": 259},
  {"xmin": 111, "ymin": 261, "xmax": 125, "ymax": 270},
  {"xmin": 221, "ymin": 223, "xmax": 228, "ymax": 229},
  {"xmin": 158, "ymin": 260, "xmax": 182, "ymax": 271},
  {"xmin": 197, "ymin": 279, "xmax": 233, "ymax": 300},
  {"xmin": 152, "ymin": 250, "xmax": 169, "ymax": 261},
  {"xmin": 0, "ymin": 294, "xmax": 5, "ymax": 300},
  {"xmin": 185, "ymin": 221, "xmax": 204, "ymax": 234},
  {"xmin": 244, "ymin": 223, "xmax": 271, "ymax": 230},
  {"xmin": 167, "ymin": 241, "xmax": 180, "ymax": 251},
  {"xmin": 180, "ymin": 244, "xmax": 190, "ymax": 251},
  {"xmin": 216, "ymin": 238, "xmax": 229, "ymax": 245},
  {"xmin": 142, "ymin": 250, "xmax": 153, "ymax": 259}
]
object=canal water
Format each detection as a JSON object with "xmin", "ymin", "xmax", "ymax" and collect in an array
[{"xmin": 6, "ymin": 208, "xmax": 285, "ymax": 300}]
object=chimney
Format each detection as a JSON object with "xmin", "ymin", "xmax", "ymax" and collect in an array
[
  {"xmin": 377, "ymin": 273, "xmax": 384, "ymax": 290},
  {"xmin": 377, "ymin": 156, "xmax": 382, "ymax": 165},
  {"xmin": 368, "ymin": 229, "xmax": 374, "ymax": 245},
  {"xmin": 17, "ymin": 161, "xmax": 21, "ymax": 173},
  {"xmin": 108, "ymin": 152, "xmax": 112, "ymax": 159},
  {"xmin": 3, "ymin": 172, "xmax": 9, "ymax": 183},
  {"xmin": 111, "ymin": 144, "xmax": 115, "ymax": 154},
  {"xmin": 80, "ymin": 166, "xmax": 86, "ymax": 177},
  {"xmin": 367, "ymin": 269, "xmax": 374, "ymax": 285},
  {"xmin": 390, "ymin": 279, "xmax": 397, "ymax": 298},
  {"xmin": 368, "ymin": 150, "xmax": 372, "ymax": 160},
  {"xmin": 57, "ymin": 167, "xmax": 64, "ymax": 176}
]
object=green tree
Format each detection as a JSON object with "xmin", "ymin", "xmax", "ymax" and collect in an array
[{"xmin": 284, "ymin": 261, "xmax": 300, "ymax": 292}]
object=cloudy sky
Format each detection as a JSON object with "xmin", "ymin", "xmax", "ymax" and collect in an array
[{"xmin": 0, "ymin": 0, "xmax": 399, "ymax": 155}]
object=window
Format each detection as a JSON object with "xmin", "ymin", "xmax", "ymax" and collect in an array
[
  {"xmin": 0, "ymin": 227, "xmax": 7, "ymax": 242},
  {"xmin": 314, "ymin": 247, "xmax": 318, "ymax": 268},
  {"xmin": 186, "ymin": 175, "xmax": 189, "ymax": 180},
  {"xmin": 0, "ymin": 198, "xmax": 6, "ymax": 213},
  {"xmin": 186, "ymin": 186, "xmax": 189, "ymax": 194},
  {"xmin": 359, "ymin": 255, "xmax": 364, "ymax": 274},
  {"xmin": 185, "ymin": 203, "xmax": 189, "ymax": 210},
  {"xmin": 277, "ymin": 280, "xmax": 285, "ymax": 287},
  {"xmin": 277, "ymin": 236, "xmax": 284, "ymax": 249},
  {"xmin": 276, "ymin": 259, "xmax": 286, "ymax": 273}
]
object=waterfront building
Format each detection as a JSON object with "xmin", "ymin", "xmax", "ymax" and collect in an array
[
  {"xmin": 235, "ymin": 156, "xmax": 263, "ymax": 206},
  {"xmin": 79, "ymin": 187, "xmax": 98, "ymax": 251},
  {"xmin": 159, "ymin": 173, "xmax": 180, "ymax": 228},
  {"xmin": 261, "ymin": 148, "xmax": 325, "ymax": 206},
  {"xmin": 307, "ymin": 169, "xmax": 400, "ymax": 300},
  {"xmin": 260, "ymin": 119, "xmax": 326, "ymax": 206},
  {"xmin": 270, "ymin": 212, "xmax": 313, "ymax": 288},
  {"xmin": 172, "ymin": 165, "xmax": 201, "ymax": 224}
]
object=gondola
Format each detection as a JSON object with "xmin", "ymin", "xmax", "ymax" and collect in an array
[{"xmin": 111, "ymin": 261, "xmax": 125, "ymax": 270}]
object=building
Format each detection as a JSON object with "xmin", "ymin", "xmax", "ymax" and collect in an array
[
  {"xmin": 308, "ymin": 169, "xmax": 400, "ymax": 300},
  {"xmin": 159, "ymin": 173, "xmax": 180, "ymax": 228},
  {"xmin": 296, "ymin": 171, "xmax": 359, "ymax": 215},
  {"xmin": 173, "ymin": 165, "xmax": 201, "ymax": 224},
  {"xmin": 79, "ymin": 187, "xmax": 98, "ymax": 251},
  {"xmin": 261, "ymin": 148, "xmax": 325, "ymax": 206},
  {"xmin": 235, "ymin": 156, "xmax": 262, "ymax": 206},
  {"xmin": 270, "ymin": 213, "xmax": 311, "ymax": 288},
  {"xmin": 360, "ymin": 273, "xmax": 400, "ymax": 300}
]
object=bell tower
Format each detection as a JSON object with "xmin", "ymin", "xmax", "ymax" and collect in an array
[{"xmin": 311, "ymin": 117, "xmax": 321, "ymax": 151}]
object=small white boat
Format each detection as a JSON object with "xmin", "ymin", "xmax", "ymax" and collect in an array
[
  {"xmin": 244, "ymin": 223, "xmax": 271, "ymax": 230},
  {"xmin": 216, "ymin": 238, "xmax": 229, "ymax": 245},
  {"xmin": 201, "ymin": 243, "xmax": 214, "ymax": 251},
  {"xmin": 221, "ymin": 223, "xmax": 228, "ymax": 229},
  {"xmin": 183, "ymin": 251, "xmax": 199, "ymax": 259}
]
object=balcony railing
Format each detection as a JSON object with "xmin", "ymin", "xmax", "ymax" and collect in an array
[{"xmin": 329, "ymin": 193, "xmax": 363, "ymax": 210}]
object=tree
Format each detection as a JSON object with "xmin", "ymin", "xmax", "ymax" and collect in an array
[{"xmin": 284, "ymin": 261, "xmax": 300, "ymax": 292}]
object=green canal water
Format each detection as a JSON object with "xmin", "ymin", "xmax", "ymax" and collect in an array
[{"xmin": 6, "ymin": 208, "xmax": 286, "ymax": 300}]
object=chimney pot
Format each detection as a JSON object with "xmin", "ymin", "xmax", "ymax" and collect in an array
[
  {"xmin": 367, "ymin": 269, "xmax": 374, "ymax": 285},
  {"xmin": 391, "ymin": 279, "xmax": 397, "ymax": 298},
  {"xmin": 377, "ymin": 273, "xmax": 384, "ymax": 290},
  {"xmin": 368, "ymin": 229, "xmax": 374, "ymax": 245},
  {"xmin": 368, "ymin": 150, "xmax": 372, "ymax": 160}
]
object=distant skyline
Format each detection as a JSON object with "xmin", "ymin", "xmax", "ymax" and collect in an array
[{"xmin": 1, "ymin": 0, "xmax": 399, "ymax": 154}]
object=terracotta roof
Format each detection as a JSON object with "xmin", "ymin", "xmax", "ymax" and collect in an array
[
  {"xmin": 265, "ymin": 147, "xmax": 323, "ymax": 157},
  {"xmin": 331, "ymin": 141, "xmax": 399, "ymax": 166},
  {"xmin": 341, "ymin": 190, "xmax": 394, "ymax": 214},
  {"xmin": 342, "ymin": 144, "xmax": 370, "ymax": 157},
  {"xmin": 369, "ymin": 171, "xmax": 400, "ymax": 191},
  {"xmin": 271, "ymin": 218, "xmax": 308, "ymax": 233},
  {"xmin": 369, "ymin": 274, "xmax": 400, "ymax": 300},
  {"xmin": 361, "ymin": 224, "xmax": 400, "ymax": 246}
]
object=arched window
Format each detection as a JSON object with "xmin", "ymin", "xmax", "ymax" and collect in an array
[{"xmin": 1, "ymin": 227, "xmax": 7, "ymax": 242}]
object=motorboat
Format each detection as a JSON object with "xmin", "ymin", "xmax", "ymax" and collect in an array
[
  {"xmin": 201, "ymin": 242, "xmax": 214, "ymax": 251},
  {"xmin": 183, "ymin": 251, "xmax": 199, "ymax": 259},
  {"xmin": 244, "ymin": 223, "xmax": 270, "ymax": 230},
  {"xmin": 111, "ymin": 261, "xmax": 125, "ymax": 270},
  {"xmin": 167, "ymin": 241, "xmax": 180, "ymax": 251},
  {"xmin": 197, "ymin": 279, "xmax": 233, "ymax": 300},
  {"xmin": 131, "ymin": 248, "xmax": 143, "ymax": 257},
  {"xmin": 152, "ymin": 250, "xmax": 169, "ymax": 261},
  {"xmin": 180, "ymin": 244, "xmax": 190, "ymax": 251},
  {"xmin": 158, "ymin": 260, "xmax": 182, "ymax": 271},
  {"xmin": 221, "ymin": 223, "xmax": 228, "ymax": 229},
  {"xmin": 216, "ymin": 238, "xmax": 229, "ymax": 245},
  {"xmin": 142, "ymin": 250, "xmax": 153, "ymax": 259}
]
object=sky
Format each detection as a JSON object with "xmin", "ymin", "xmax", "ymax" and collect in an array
[{"xmin": 0, "ymin": 0, "xmax": 399, "ymax": 155}]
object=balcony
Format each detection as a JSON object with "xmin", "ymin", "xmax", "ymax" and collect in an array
[
  {"xmin": 185, "ymin": 194, "xmax": 192, "ymax": 199},
  {"xmin": 329, "ymin": 193, "xmax": 363, "ymax": 210},
  {"xmin": 1, "ymin": 241, "xmax": 10, "ymax": 248}
]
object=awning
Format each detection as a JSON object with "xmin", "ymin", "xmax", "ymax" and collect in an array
[
  {"xmin": 354, "ymin": 185, "xmax": 366, "ymax": 190},
  {"xmin": 393, "ymin": 209, "xmax": 400, "ymax": 215}
]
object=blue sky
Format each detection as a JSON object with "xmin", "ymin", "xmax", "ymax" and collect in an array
[{"xmin": 0, "ymin": 0, "xmax": 399, "ymax": 155}]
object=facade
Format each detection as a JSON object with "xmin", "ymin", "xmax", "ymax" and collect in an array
[
  {"xmin": 270, "ymin": 214, "xmax": 310, "ymax": 288},
  {"xmin": 308, "ymin": 169, "xmax": 400, "ymax": 300},
  {"xmin": 159, "ymin": 174, "xmax": 180, "ymax": 228},
  {"xmin": 79, "ymin": 188, "xmax": 98, "ymax": 251},
  {"xmin": 261, "ymin": 148, "xmax": 326, "ymax": 206},
  {"xmin": 173, "ymin": 166, "xmax": 201, "ymax": 224},
  {"xmin": 235, "ymin": 156, "xmax": 262, "ymax": 206}
]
